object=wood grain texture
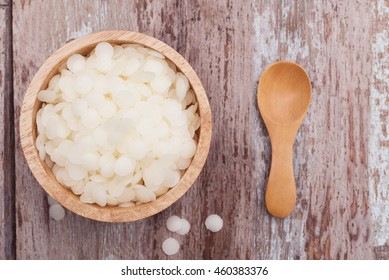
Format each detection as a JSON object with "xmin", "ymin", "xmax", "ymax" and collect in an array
[
  {"xmin": 0, "ymin": 6, "xmax": 7, "ymax": 260},
  {"xmin": 253, "ymin": 0, "xmax": 374, "ymax": 260},
  {"xmin": 0, "ymin": 0, "xmax": 9, "ymax": 6},
  {"xmin": 0, "ymin": 4, "xmax": 15, "ymax": 260},
  {"xmin": 10, "ymin": 0, "xmax": 388, "ymax": 259},
  {"xmin": 370, "ymin": 0, "xmax": 389, "ymax": 259}
]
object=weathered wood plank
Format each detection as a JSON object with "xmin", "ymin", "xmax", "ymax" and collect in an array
[
  {"xmin": 0, "ymin": 7, "xmax": 6, "ymax": 260},
  {"xmin": 370, "ymin": 0, "xmax": 389, "ymax": 259},
  {"xmin": 253, "ymin": 0, "xmax": 374, "ymax": 259},
  {"xmin": 12, "ymin": 0, "xmax": 386, "ymax": 260},
  {"xmin": 13, "ymin": 0, "xmax": 204, "ymax": 260},
  {"xmin": 0, "ymin": 4, "xmax": 15, "ymax": 260},
  {"xmin": 0, "ymin": 6, "xmax": 7, "ymax": 260}
]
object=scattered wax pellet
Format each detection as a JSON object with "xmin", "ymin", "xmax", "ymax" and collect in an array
[
  {"xmin": 162, "ymin": 238, "xmax": 180, "ymax": 256},
  {"xmin": 176, "ymin": 218, "xmax": 191, "ymax": 236},
  {"xmin": 47, "ymin": 195, "xmax": 58, "ymax": 206},
  {"xmin": 49, "ymin": 204, "xmax": 65, "ymax": 221},
  {"xmin": 166, "ymin": 215, "xmax": 183, "ymax": 232},
  {"xmin": 205, "ymin": 214, "xmax": 223, "ymax": 232}
]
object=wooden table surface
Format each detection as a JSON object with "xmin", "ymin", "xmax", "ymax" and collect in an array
[{"xmin": 0, "ymin": 0, "xmax": 388, "ymax": 260}]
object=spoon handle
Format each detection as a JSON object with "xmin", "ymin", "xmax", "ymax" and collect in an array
[{"xmin": 265, "ymin": 136, "xmax": 296, "ymax": 218}]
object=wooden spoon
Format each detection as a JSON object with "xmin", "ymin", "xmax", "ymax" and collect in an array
[{"xmin": 257, "ymin": 61, "xmax": 312, "ymax": 218}]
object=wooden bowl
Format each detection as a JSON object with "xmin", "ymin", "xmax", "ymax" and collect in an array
[{"xmin": 20, "ymin": 30, "xmax": 212, "ymax": 222}]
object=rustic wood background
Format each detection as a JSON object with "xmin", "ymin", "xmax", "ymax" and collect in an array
[{"xmin": 0, "ymin": 0, "xmax": 388, "ymax": 260}]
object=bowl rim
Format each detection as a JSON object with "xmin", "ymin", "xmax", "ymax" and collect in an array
[{"xmin": 20, "ymin": 30, "xmax": 212, "ymax": 222}]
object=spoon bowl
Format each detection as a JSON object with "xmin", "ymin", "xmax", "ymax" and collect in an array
[
  {"xmin": 257, "ymin": 61, "xmax": 311, "ymax": 218},
  {"xmin": 258, "ymin": 62, "xmax": 311, "ymax": 124}
]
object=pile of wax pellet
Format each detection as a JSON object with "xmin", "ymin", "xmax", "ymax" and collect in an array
[{"xmin": 36, "ymin": 42, "xmax": 200, "ymax": 207}]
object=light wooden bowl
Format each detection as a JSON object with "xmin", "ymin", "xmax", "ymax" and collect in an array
[{"xmin": 20, "ymin": 30, "xmax": 212, "ymax": 222}]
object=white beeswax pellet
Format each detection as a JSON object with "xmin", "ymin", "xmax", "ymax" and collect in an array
[
  {"xmin": 92, "ymin": 74, "xmax": 107, "ymax": 93},
  {"xmin": 36, "ymin": 135, "xmax": 46, "ymax": 160},
  {"xmin": 56, "ymin": 119, "xmax": 71, "ymax": 138},
  {"xmin": 127, "ymin": 138, "xmax": 148, "ymax": 160},
  {"xmin": 112, "ymin": 90, "xmax": 138, "ymax": 108},
  {"xmin": 205, "ymin": 214, "xmax": 223, "ymax": 233},
  {"xmin": 48, "ymin": 74, "xmax": 60, "ymax": 90},
  {"xmin": 81, "ymin": 108, "xmax": 101, "ymax": 129},
  {"xmin": 114, "ymin": 156, "xmax": 135, "ymax": 176},
  {"xmin": 113, "ymin": 45, "xmax": 124, "ymax": 58},
  {"xmin": 143, "ymin": 163, "xmax": 165, "ymax": 188},
  {"xmin": 151, "ymin": 185, "xmax": 169, "ymax": 196},
  {"xmin": 47, "ymin": 195, "xmax": 58, "ymax": 206},
  {"xmin": 89, "ymin": 175, "xmax": 107, "ymax": 184},
  {"xmin": 67, "ymin": 54, "xmax": 86, "ymax": 73},
  {"xmin": 123, "ymin": 58, "xmax": 140, "ymax": 76},
  {"xmin": 134, "ymin": 71, "xmax": 155, "ymax": 83},
  {"xmin": 163, "ymin": 169, "xmax": 181, "ymax": 188},
  {"xmin": 176, "ymin": 157, "xmax": 191, "ymax": 170},
  {"xmin": 91, "ymin": 185, "xmax": 107, "ymax": 207},
  {"xmin": 152, "ymin": 141, "xmax": 172, "ymax": 157},
  {"xmin": 67, "ymin": 145, "xmax": 82, "ymax": 165},
  {"xmin": 134, "ymin": 186, "xmax": 156, "ymax": 203},
  {"xmin": 150, "ymin": 75, "xmax": 172, "ymax": 93},
  {"xmin": 180, "ymin": 140, "xmax": 197, "ymax": 159},
  {"xmin": 166, "ymin": 215, "xmax": 182, "ymax": 232},
  {"xmin": 49, "ymin": 204, "xmax": 65, "ymax": 221},
  {"xmin": 148, "ymin": 49, "xmax": 165, "ymax": 59},
  {"xmin": 175, "ymin": 73, "xmax": 189, "ymax": 101},
  {"xmin": 162, "ymin": 238, "xmax": 180, "ymax": 256},
  {"xmin": 119, "ymin": 201, "xmax": 135, "ymax": 208},
  {"xmin": 58, "ymin": 76, "xmax": 74, "ymax": 95},
  {"xmin": 74, "ymin": 75, "xmax": 93, "ymax": 95},
  {"xmin": 106, "ymin": 196, "xmax": 119, "ymax": 206},
  {"xmin": 117, "ymin": 188, "xmax": 135, "ymax": 203},
  {"xmin": 71, "ymin": 180, "xmax": 86, "ymax": 195},
  {"xmin": 136, "ymin": 118, "xmax": 154, "ymax": 136},
  {"xmin": 38, "ymin": 89, "xmax": 56, "ymax": 103},
  {"xmin": 80, "ymin": 193, "xmax": 93, "ymax": 204},
  {"xmin": 95, "ymin": 55, "xmax": 113, "ymax": 73},
  {"xmin": 71, "ymin": 99, "xmax": 88, "ymax": 116},
  {"xmin": 99, "ymin": 100, "xmax": 116, "ymax": 118},
  {"xmin": 155, "ymin": 123, "xmax": 170, "ymax": 140},
  {"xmin": 176, "ymin": 218, "xmax": 191, "ymax": 236},
  {"xmin": 143, "ymin": 58, "xmax": 168, "ymax": 76},
  {"xmin": 95, "ymin": 42, "xmax": 114, "ymax": 58},
  {"xmin": 67, "ymin": 163, "xmax": 87, "ymax": 181},
  {"xmin": 100, "ymin": 162, "xmax": 115, "ymax": 179},
  {"xmin": 81, "ymin": 153, "xmax": 100, "ymax": 170}
]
